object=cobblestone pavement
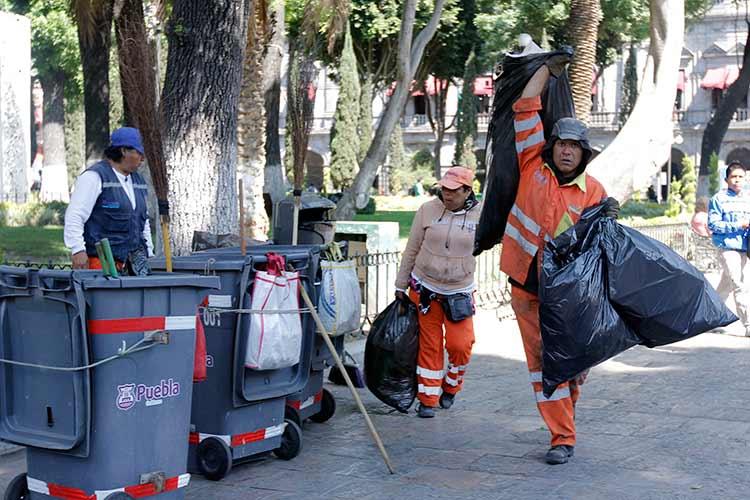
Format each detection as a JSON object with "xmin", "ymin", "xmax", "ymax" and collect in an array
[{"xmin": 2, "ymin": 309, "xmax": 749, "ymax": 500}]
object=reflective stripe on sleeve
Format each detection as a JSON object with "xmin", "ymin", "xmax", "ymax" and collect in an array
[
  {"xmin": 515, "ymin": 129, "xmax": 545, "ymax": 153},
  {"xmin": 505, "ymin": 224, "xmax": 538, "ymax": 257},
  {"xmin": 515, "ymin": 115, "xmax": 541, "ymax": 132}
]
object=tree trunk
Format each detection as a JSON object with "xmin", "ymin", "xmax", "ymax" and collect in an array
[
  {"xmin": 76, "ymin": 0, "xmax": 114, "ymax": 164},
  {"xmin": 698, "ymin": 24, "xmax": 750, "ymax": 191},
  {"xmin": 429, "ymin": 81, "xmax": 451, "ymax": 178},
  {"xmin": 335, "ymin": 0, "xmax": 447, "ymax": 219},
  {"xmin": 39, "ymin": 71, "xmax": 69, "ymax": 202},
  {"xmin": 238, "ymin": 0, "xmax": 270, "ymax": 240},
  {"xmin": 566, "ymin": 0, "xmax": 602, "ymax": 124},
  {"xmin": 162, "ymin": 0, "xmax": 251, "ymax": 254},
  {"xmin": 263, "ymin": 0, "xmax": 286, "ymax": 204},
  {"xmin": 587, "ymin": 0, "xmax": 684, "ymax": 202}
]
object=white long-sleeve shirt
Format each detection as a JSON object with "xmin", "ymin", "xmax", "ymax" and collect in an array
[{"xmin": 64, "ymin": 166, "xmax": 154, "ymax": 256}]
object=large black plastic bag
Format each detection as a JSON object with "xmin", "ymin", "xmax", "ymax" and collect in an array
[
  {"xmin": 602, "ymin": 217, "xmax": 738, "ymax": 348},
  {"xmin": 540, "ymin": 206, "xmax": 641, "ymax": 397},
  {"xmin": 540, "ymin": 205, "xmax": 738, "ymax": 397},
  {"xmin": 474, "ymin": 47, "xmax": 575, "ymax": 255},
  {"xmin": 364, "ymin": 298, "xmax": 419, "ymax": 413}
]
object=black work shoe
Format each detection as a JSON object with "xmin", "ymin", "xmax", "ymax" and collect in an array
[
  {"xmin": 417, "ymin": 403, "xmax": 435, "ymax": 418},
  {"xmin": 439, "ymin": 392, "xmax": 455, "ymax": 409},
  {"xmin": 545, "ymin": 445, "xmax": 574, "ymax": 465}
]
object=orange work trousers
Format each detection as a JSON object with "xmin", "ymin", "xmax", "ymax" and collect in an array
[
  {"xmin": 510, "ymin": 285, "xmax": 579, "ymax": 447},
  {"xmin": 87, "ymin": 257, "xmax": 125, "ymax": 272},
  {"xmin": 409, "ymin": 288, "xmax": 475, "ymax": 408}
]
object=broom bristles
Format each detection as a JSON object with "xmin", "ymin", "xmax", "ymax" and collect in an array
[{"xmin": 115, "ymin": 0, "xmax": 169, "ymax": 203}]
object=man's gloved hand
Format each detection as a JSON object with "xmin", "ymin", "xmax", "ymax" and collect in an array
[
  {"xmin": 601, "ymin": 197, "xmax": 620, "ymax": 219},
  {"xmin": 544, "ymin": 50, "xmax": 573, "ymax": 78}
]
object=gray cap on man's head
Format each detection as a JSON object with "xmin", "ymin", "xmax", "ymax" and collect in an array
[{"xmin": 551, "ymin": 117, "xmax": 590, "ymax": 144}]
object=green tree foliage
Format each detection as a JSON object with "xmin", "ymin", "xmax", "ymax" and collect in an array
[
  {"xmin": 453, "ymin": 49, "xmax": 479, "ymax": 165},
  {"xmin": 666, "ymin": 178, "xmax": 684, "ymax": 217},
  {"xmin": 458, "ymin": 135, "xmax": 477, "ymax": 170},
  {"xmin": 475, "ymin": 0, "xmax": 710, "ymax": 72},
  {"xmin": 390, "ymin": 146, "xmax": 434, "ymax": 193},
  {"xmin": 329, "ymin": 23, "xmax": 361, "ymax": 190},
  {"xmin": 618, "ymin": 43, "xmax": 638, "ymax": 128},
  {"xmin": 708, "ymin": 152, "xmax": 721, "ymax": 195},
  {"xmin": 680, "ymin": 156, "xmax": 697, "ymax": 214},
  {"xmin": 5, "ymin": 0, "xmax": 82, "ymax": 104},
  {"xmin": 358, "ymin": 76, "xmax": 373, "ymax": 162}
]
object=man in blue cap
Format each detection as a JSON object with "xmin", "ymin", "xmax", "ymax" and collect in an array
[{"xmin": 64, "ymin": 127, "xmax": 153, "ymax": 274}]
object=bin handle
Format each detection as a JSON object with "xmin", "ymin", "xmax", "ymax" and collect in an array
[
  {"xmin": 38, "ymin": 275, "xmax": 73, "ymax": 293},
  {"xmin": 0, "ymin": 268, "xmax": 30, "ymax": 290}
]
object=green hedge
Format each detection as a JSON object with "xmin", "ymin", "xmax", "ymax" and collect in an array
[{"xmin": 0, "ymin": 201, "xmax": 69, "ymax": 227}]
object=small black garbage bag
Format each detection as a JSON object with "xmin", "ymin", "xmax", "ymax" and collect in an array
[
  {"xmin": 540, "ymin": 205, "xmax": 641, "ymax": 397},
  {"xmin": 602, "ymin": 217, "xmax": 738, "ymax": 348},
  {"xmin": 364, "ymin": 298, "xmax": 420, "ymax": 413},
  {"xmin": 474, "ymin": 47, "xmax": 576, "ymax": 256}
]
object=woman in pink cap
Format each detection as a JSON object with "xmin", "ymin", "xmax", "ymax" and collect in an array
[{"xmin": 394, "ymin": 166, "xmax": 483, "ymax": 418}]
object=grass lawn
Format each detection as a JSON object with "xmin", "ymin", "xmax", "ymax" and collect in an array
[
  {"xmin": 0, "ymin": 226, "xmax": 68, "ymax": 262},
  {"xmin": 354, "ymin": 210, "xmax": 415, "ymax": 239}
]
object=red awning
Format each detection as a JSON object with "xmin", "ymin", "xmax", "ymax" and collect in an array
[
  {"xmin": 700, "ymin": 67, "xmax": 726, "ymax": 89},
  {"xmin": 677, "ymin": 70, "xmax": 686, "ymax": 91},
  {"xmin": 385, "ymin": 76, "xmax": 449, "ymax": 97},
  {"xmin": 473, "ymin": 76, "xmax": 493, "ymax": 96}
]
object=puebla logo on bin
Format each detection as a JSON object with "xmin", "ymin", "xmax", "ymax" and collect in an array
[{"xmin": 116, "ymin": 379, "xmax": 181, "ymax": 411}]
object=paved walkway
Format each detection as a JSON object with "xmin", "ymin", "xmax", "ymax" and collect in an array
[{"xmin": 2, "ymin": 310, "xmax": 749, "ymax": 499}]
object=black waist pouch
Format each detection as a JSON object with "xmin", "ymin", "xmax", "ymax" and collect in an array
[{"xmin": 441, "ymin": 293, "xmax": 475, "ymax": 322}]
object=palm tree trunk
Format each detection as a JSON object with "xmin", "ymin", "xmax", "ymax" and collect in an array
[
  {"xmin": 566, "ymin": 0, "xmax": 602, "ymax": 125},
  {"xmin": 238, "ymin": 0, "xmax": 270, "ymax": 240},
  {"xmin": 39, "ymin": 71, "xmax": 69, "ymax": 202},
  {"xmin": 263, "ymin": 0, "xmax": 286, "ymax": 205},
  {"xmin": 74, "ymin": 0, "xmax": 114, "ymax": 164}
]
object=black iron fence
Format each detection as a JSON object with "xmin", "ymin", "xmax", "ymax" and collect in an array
[{"xmin": 351, "ymin": 222, "xmax": 714, "ymax": 321}]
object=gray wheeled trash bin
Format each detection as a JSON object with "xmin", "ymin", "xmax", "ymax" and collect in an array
[
  {"xmin": 0, "ymin": 267, "xmax": 218, "ymax": 500},
  {"xmin": 151, "ymin": 249, "xmax": 318, "ymax": 480}
]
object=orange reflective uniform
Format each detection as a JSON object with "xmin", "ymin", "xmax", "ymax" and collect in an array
[
  {"xmin": 503, "ymin": 96, "xmax": 605, "ymax": 447},
  {"xmin": 500, "ymin": 96, "xmax": 606, "ymax": 285},
  {"xmin": 409, "ymin": 288, "xmax": 475, "ymax": 408}
]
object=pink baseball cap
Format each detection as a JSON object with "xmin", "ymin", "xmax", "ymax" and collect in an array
[{"xmin": 438, "ymin": 167, "xmax": 474, "ymax": 189}]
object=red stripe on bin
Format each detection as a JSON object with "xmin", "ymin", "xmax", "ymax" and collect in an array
[
  {"xmin": 46, "ymin": 483, "xmax": 94, "ymax": 500},
  {"xmin": 124, "ymin": 476, "xmax": 179, "ymax": 498},
  {"xmin": 188, "ymin": 432, "xmax": 200, "ymax": 444},
  {"xmin": 231, "ymin": 429, "xmax": 266, "ymax": 447},
  {"xmin": 87, "ymin": 316, "xmax": 166, "ymax": 334},
  {"xmin": 287, "ymin": 400, "xmax": 301, "ymax": 410}
]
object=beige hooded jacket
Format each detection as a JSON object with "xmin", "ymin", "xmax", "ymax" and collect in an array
[{"xmin": 395, "ymin": 197, "xmax": 483, "ymax": 293}]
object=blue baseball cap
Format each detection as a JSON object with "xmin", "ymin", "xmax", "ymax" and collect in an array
[{"xmin": 110, "ymin": 127, "xmax": 145, "ymax": 155}]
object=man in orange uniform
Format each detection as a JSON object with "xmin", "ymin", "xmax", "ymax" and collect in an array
[{"xmin": 503, "ymin": 64, "xmax": 619, "ymax": 464}]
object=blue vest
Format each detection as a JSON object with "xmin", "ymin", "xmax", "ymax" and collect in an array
[{"xmin": 83, "ymin": 161, "xmax": 149, "ymax": 262}]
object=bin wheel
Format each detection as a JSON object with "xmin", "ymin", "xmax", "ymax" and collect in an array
[
  {"xmin": 285, "ymin": 406, "xmax": 302, "ymax": 427},
  {"xmin": 309, "ymin": 388, "xmax": 336, "ymax": 423},
  {"xmin": 104, "ymin": 493, "xmax": 133, "ymax": 500},
  {"xmin": 196, "ymin": 436, "xmax": 233, "ymax": 481},
  {"xmin": 4, "ymin": 473, "xmax": 28, "ymax": 500},
  {"xmin": 273, "ymin": 419, "xmax": 302, "ymax": 460}
]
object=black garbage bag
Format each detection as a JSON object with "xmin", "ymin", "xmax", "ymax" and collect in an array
[
  {"xmin": 474, "ymin": 47, "xmax": 575, "ymax": 256},
  {"xmin": 602, "ymin": 216, "xmax": 738, "ymax": 348},
  {"xmin": 364, "ymin": 298, "xmax": 420, "ymax": 413},
  {"xmin": 540, "ymin": 205, "xmax": 738, "ymax": 397},
  {"xmin": 540, "ymin": 206, "xmax": 641, "ymax": 397}
]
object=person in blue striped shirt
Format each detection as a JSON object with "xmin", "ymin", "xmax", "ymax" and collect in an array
[{"xmin": 708, "ymin": 161, "xmax": 750, "ymax": 336}]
